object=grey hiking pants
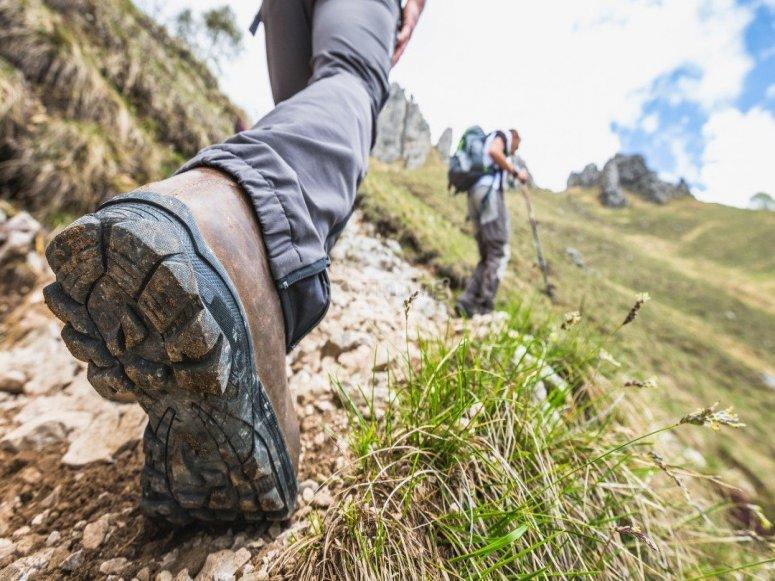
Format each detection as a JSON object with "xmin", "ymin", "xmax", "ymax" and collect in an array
[
  {"xmin": 178, "ymin": 0, "xmax": 400, "ymax": 350},
  {"xmin": 459, "ymin": 183, "xmax": 511, "ymax": 314}
]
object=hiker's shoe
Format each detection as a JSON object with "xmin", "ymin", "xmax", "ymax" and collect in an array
[
  {"xmin": 44, "ymin": 169, "xmax": 300, "ymax": 526},
  {"xmin": 454, "ymin": 300, "xmax": 474, "ymax": 319}
]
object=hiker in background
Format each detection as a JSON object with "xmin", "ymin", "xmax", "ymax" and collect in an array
[{"xmin": 452, "ymin": 128, "xmax": 529, "ymax": 317}]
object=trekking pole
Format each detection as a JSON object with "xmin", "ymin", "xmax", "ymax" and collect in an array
[{"xmin": 520, "ymin": 184, "xmax": 557, "ymax": 302}]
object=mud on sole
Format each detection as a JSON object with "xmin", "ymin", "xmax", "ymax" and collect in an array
[{"xmin": 43, "ymin": 193, "xmax": 296, "ymax": 526}]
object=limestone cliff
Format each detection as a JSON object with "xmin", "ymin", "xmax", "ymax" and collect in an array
[{"xmin": 372, "ymin": 83, "xmax": 433, "ymax": 170}]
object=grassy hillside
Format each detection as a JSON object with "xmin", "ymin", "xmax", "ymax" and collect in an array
[
  {"xmin": 358, "ymin": 156, "xmax": 775, "ymax": 516},
  {"xmin": 0, "ymin": 0, "xmax": 242, "ymax": 222}
]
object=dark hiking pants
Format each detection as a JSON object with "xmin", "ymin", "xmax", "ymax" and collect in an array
[
  {"xmin": 178, "ymin": 0, "xmax": 400, "ymax": 350},
  {"xmin": 459, "ymin": 184, "xmax": 511, "ymax": 314}
]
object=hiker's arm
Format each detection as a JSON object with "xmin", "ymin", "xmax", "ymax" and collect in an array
[
  {"xmin": 489, "ymin": 137, "xmax": 518, "ymax": 176},
  {"xmin": 393, "ymin": 0, "xmax": 426, "ymax": 66}
]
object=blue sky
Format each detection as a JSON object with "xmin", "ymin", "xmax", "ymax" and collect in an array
[
  {"xmin": 139, "ymin": 0, "xmax": 775, "ymax": 208},
  {"xmin": 613, "ymin": 0, "xmax": 774, "ymax": 203}
]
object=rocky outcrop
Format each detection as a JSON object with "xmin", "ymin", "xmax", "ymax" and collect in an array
[
  {"xmin": 567, "ymin": 163, "xmax": 601, "ymax": 189},
  {"xmin": 567, "ymin": 154, "xmax": 693, "ymax": 207},
  {"xmin": 402, "ymin": 99, "xmax": 432, "ymax": 169},
  {"xmin": 435, "ymin": 127, "xmax": 453, "ymax": 160},
  {"xmin": 600, "ymin": 159, "xmax": 627, "ymax": 208},
  {"xmin": 373, "ymin": 84, "xmax": 433, "ymax": 169},
  {"xmin": 372, "ymin": 85, "xmax": 407, "ymax": 164},
  {"xmin": 614, "ymin": 154, "xmax": 692, "ymax": 204}
]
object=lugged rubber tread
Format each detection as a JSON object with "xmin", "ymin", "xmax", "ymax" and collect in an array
[
  {"xmin": 45, "ymin": 215, "xmax": 104, "ymax": 304},
  {"xmin": 44, "ymin": 194, "xmax": 297, "ymax": 526},
  {"xmin": 61, "ymin": 324, "xmax": 114, "ymax": 368},
  {"xmin": 43, "ymin": 283, "xmax": 99, "ymax": 336}
]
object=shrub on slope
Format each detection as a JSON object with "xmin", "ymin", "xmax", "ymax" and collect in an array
[{"xmin": 0, "ymin": 0, "xmax": 242, "ymax": 220}]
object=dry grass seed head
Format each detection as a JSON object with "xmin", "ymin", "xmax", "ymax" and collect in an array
[
  {"xmin": 620, "ymin": 292, "xmax": 651, "ymax": 328},
  {"xmin": 679, "ymin": 403, "xmax": 745, "ymax": 430},
  {"xmin": 561, "ymin": 310, "xmax": 582, "ymax": 330}
]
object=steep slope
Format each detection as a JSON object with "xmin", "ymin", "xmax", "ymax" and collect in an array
[
  {"xmin": 0, "ymin": 0, "xmax": 241, "ymax": 221},
  {"xmin": 358, "ymin": 157, "xmax": 775, "ymax": 513}
]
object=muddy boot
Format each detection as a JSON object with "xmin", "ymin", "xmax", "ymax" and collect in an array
[{"xmin": 43, "ymin": 168, "xmax": 300, "ymax": 526}]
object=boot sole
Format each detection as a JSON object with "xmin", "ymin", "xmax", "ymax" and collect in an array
[{"xmin": 43, "ymin": 192, "xmax": 296, "ymax": 526}]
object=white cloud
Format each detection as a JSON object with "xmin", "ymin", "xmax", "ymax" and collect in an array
[
  {"xmin": 699, "ymin": 107, "xmax": 775, "ymax": 206},
  {"xmin": 641, "ymin": 113, "xmax": 659, "ymax": 133},
  {"xmin": 767, "ymin": 84, "xmax": 775, "ymax": 99}
]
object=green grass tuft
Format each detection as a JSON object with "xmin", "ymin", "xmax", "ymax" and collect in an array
[{"xmin": 280, "ymin": 306, "xmax": 770, "ymax": 578}]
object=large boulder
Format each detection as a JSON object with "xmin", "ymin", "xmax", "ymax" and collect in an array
[
  {"xmin": 373, "ymin": 83, "xmax": 433, "ymax": 169},
  {"xmin": 435, "ymin": 127, "xmax": 453, "ymax": 160},
  {"xmin": 403, "ymin": 99, "xmax": 432, "ymax": 170},
  {"xmin": 599, "ymin": 159, "xmax": 627, "ymax": 208}
]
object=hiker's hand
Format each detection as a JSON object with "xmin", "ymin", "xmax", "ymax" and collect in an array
[
  {"xmin": 393, "ymin": 0, "xmax": 425, "ymax": 66},
  {"xmin": 517, "ymin": 170, "xmax": 529, "ymax": 184}
]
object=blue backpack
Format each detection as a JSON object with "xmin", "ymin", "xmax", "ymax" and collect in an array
[{"xmin": 448, "ymin": 127, "xmax": 506, "ymax": 193}]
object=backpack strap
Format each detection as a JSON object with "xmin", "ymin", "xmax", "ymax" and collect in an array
[
  {"xmin": 491, "ymin": 130, "xmax": 510, "ymax": 191},
  {"xmin": 493, "ymin": 130, "xmax": 509, "ymax": 156}
]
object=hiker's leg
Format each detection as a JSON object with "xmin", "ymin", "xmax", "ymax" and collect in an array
[
  {"xmin": 179, "ymin": 0, "xmax": 400, "ymax": 348},
  {"xmin": 262, "ymin": 0, "xmax": 315, "ymax": 104},
  {"xmin": 458, "ymin": 187, "xmax": 485, "ymax": 313},
  {"xmin": 476, "ymin": 193, "xmax": 510, "ymax": 312},
  {"xmin": 459, "ymin": 231, "xmax": 486, "ymax": 309},
  {"xmin": 45, "ymin": 169, "xmax": 301, "ymax": 527},
  {"xmin": 457, "ymin": 187, "xmax": 487, "ymax": 313},
  {"xmin": 478, "ymin": 238, "xmax": 509, "ymax": 312},
  {"xmin": 45, "ymin": 0, "xmax": 399, "ymax": 527}
]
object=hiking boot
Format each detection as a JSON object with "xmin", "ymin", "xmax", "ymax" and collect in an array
[
  {"xmin": 43, "ymin": 168, "xmax": 300, "ymax": 526},
  {"xmin": 454, "ymin": 300, "xmax": 474, "ymax": 319}
]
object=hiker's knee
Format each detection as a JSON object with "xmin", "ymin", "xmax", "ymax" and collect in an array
[{"xmin": 487, "ymin": 239, "xmax": 508, "ymax": 259}]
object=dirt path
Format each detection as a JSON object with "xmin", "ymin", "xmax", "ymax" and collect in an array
[{"xmin": 0, "ymin": 213, "xmax": 451, "ymax": 580}]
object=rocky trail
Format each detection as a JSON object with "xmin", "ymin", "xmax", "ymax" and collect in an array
[{"xmin": 0, "ymin": 209, "xmax": 459, "ymax": 580}]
